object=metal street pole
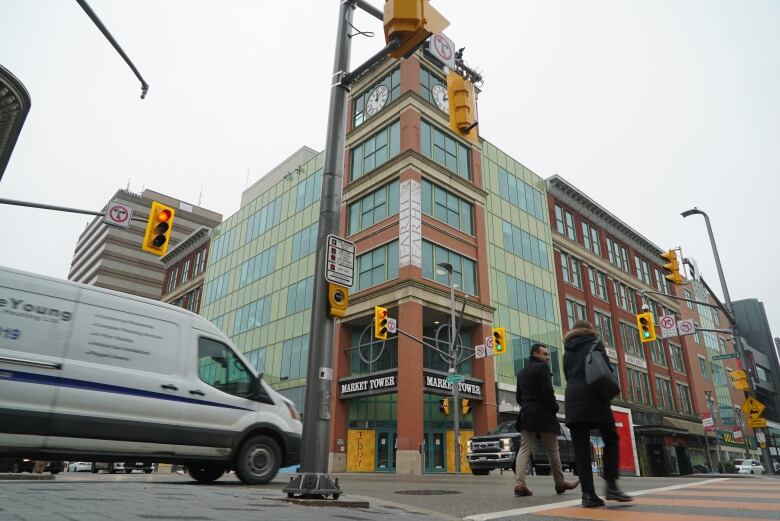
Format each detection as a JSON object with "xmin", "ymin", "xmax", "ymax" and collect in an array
[
  {"xmin": 682, "ymin": 207, "xmax": 775, "ymax": 472},
  {"xmin": 439, "ymin": 262, "xmax": 461, "ymax": 475},
  {"xmin": 702, "ymin": 424, "xmax": 714, "ymax": 473},
  {"xmin": 706, "ymin": 392, "xmax": 723, "ymax": 472},
  {"xmin": 734, "ymin": 407, "xmax": 751, "ymax": 459},
  {"xmin": 284, "ymin": 0, "xmax": 353, "ymax": 499}
]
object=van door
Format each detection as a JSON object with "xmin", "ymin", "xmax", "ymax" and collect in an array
[
  {"xmin": 175, "ymin": 335, "xmax": 258, "ymax": 457},
  {"xmin": 50, "ymin": 292, "xmax": 184, "ymax": 456},
  {"xmin": 0, "ymin": 270, "xmax": 77, "ymax": 450}
]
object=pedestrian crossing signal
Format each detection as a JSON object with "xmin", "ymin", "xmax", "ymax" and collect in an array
[{"xmin": 439, "ymin": 399, "xmax": 450, "ymax": 415}]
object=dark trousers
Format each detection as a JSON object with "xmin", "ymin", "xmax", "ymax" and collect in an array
[{"xmin": 569, "ymin": 422, "xmax": 619, "ymax": 495}]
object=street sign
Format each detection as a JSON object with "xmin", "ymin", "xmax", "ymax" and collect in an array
[
  {"xmin": 325, "ymin": 234, "xmax": 356, "ymax": 287},
  {"xmin": 485, "ymin": 336, "xmax": 494, "ymax": 357},
  {"xmin": 742, "ymin": 396, "xmax": 766, "ymax": 420},
  {"xmin": 712, "ymin": 352, "xmax": 740, "ymax": 361},
  {"xmin": 446, "ymin": 374, "xmax": 463, "ymax": 384},
  {"xmin": 429, "ymin": 33, "xmax": 456, "ymax": 70},
  {"xmin": 749, "ymin": 417, "xmax": 768, "ymax": 428},
  {"xmin": 756, "ymin": 430, "xmax": 767, "ymax": 444},
  {"xmin": 386, "ymin": 318, "xmax": 397, "ymax": 334},
  {"xmin": 474, "ymin": 344, "xmax": 486, "ymax": 359},
  {"xmin": 104, "ymin": 201, "xmax": 133, "ymax": 229},
  {"xmin": 733, "ymin": 429, "xmax": 743, "ymax": 440},
  {"xmin": 677, "ymin": 319, "xmax": 695, "ymax": 336},
  {"xmin": 659, "ymin": 315, "xmax": 677, "ymax": 338},
  {"xmin": 701, "ymin": 415, "xmax": 714, "ymax": 431}
]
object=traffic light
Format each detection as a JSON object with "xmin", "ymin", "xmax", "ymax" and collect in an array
[
  {"xmin": 447, "ymin": 72, "xmax": 478, "ymax": 143},
  {"xmin": 660, "ymin": 250, "xmax": 683, "ymax": 285},
  {"xmin": 636, "ymin": 312, "xmax": 657, "ymax": 343},
  {"xmin": 461, "ymin": 399, "xmax": 471, "ymax": 416},
  {"xmin": 141, "ymin": 201, "xmax": 175, "ymax": 256},
  {"xmin": 492, "ymin": 327, "xmax": 507, "ymax": 355},
  {"xmin": 374, "ymin": 306, "xmax": 388, "ymax": 340},
  {"xmin": 439, "ymin": 398, "xmax": 450, "ymax": 415},
  {"xmin": 328, "ymin": 283, "xmax": 349, "ymax": 318},
  {"xmin": 383, "ymin": 0, "xmax": 449, "ymax": 59}
]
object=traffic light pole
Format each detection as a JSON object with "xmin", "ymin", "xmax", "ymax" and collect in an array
[
  {"xmin": 681, "ymin": 207, "xmax": 774, "ymax": 473},
  {"xmin": 0, "ymin": 197, "xmax": 147, "ymax": 222}
]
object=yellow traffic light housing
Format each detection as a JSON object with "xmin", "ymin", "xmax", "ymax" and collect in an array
[
  {"xmin": 447, "ymin": 72, "xmax": 478, "ymax": 144},
  {"xmin": 328, "ymin": 284, "xmax": 349, "ymax": 318},
  {"xmin": 439, "ymin": 398, "xmax": 450, "ymax": 415},
  {"xmin": 636, "ymin": 312, "xmax": 657, "ymax": 343},
  {"xmin": 461, "ymin": 399, "xmax": 471, "ymax": 416},
  {"xmin": 660, "ymin": 250, "xmax": 683, "ymax": 285},
  {"xmin": 383, "ymin": 0, "xmax": 449, "ymax": 59},
  {"xmin": 374, "ymin": 306, "xmax": 388, "ymax": 340},
  {"xmin": 492, "ymin": 327, "xmax": 507, "ymax": 355},
  {"xmin": 142, "ymin": 201, "xmax": 175, "ymax": 256}
]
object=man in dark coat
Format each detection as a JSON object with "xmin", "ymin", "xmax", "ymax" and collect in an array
[
  {"xmin": 564, "ymin": 320, "xmax": 632, "ymax": 507},
  {"xmin": 513, "ymin": 343, "xmax": 579, "ymax": 497}
]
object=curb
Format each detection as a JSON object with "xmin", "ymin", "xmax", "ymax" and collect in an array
[{"xmin": 0, "ymin": 473, "xmax": 56, "ymax": 481}]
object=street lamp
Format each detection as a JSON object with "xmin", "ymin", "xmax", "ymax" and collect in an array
[
  {"xmin": 436, "ymin": 262, "xmax": 461, "ymax": 474},
  {"xmin": 682, "ymin": 207, "xmax": 775, "ymax": 472},
  {"xmin": 705, "ymin": 391, "xmax": 723, "ymax": 472}
]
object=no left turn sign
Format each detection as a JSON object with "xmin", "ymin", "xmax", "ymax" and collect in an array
[{"xmin": 104, "ymin": 201, "xmax": 133, "ymax": 229}]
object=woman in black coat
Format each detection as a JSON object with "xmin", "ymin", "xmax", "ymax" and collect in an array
[{"xmin": 563, "ymin": 321, "xmax": 632, "ymax": 507}]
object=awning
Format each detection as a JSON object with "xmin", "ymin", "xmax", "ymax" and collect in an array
[
  {"xmin": 664, "ymin": 417, "xmax": 706, "ymax": 437},
  {"xmin": 634, "ymin": 416, "xmax": 705, "ymax": 437}
]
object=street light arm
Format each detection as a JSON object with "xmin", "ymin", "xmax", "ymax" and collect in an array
[{"xmin": 681, "ymin": 207, "xmax": 706, "ymax": 219}]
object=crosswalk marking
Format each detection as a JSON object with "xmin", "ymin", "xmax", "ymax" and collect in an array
[{"xmin": 536, "ymin": 507, "xmax": 746, "ymax": 521}]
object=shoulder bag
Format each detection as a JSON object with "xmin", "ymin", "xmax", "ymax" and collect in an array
[{"xmin": 585, "ymin": 340, "xmax": 620, "ymax": 400}]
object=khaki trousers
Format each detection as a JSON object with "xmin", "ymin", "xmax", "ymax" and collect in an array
[{"xmin": 514, "ymin": 431, "xmax": 565, "ymax": 487}]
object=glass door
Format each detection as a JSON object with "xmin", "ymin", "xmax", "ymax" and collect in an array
[
  {"xmin": 376, "ymin": 431, "xmax": 397, "ymax": 472},
  {"xmin": 425, "ymin": 431, "xmax": 447, "ymax": 473}
]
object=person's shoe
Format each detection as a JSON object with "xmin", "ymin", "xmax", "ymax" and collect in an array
[
  {"xmin": 581, "ymin": 493, "xmax": 605, "ymax": 508},
  {"xmin": 605, "ymin": 487, "xmax": 633, "ymax": 502},
  {"xmin": 555, "ymin": 480, "xmax": 580, "ymax": 494},
  {"xmin": 514, "ymin": 485, "xmax": 533, "ymax": 497}
]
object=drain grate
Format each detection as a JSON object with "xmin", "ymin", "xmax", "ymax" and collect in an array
[{"xmin": 395, "ymin": 489, "xmax": 461, "ymax": 496}]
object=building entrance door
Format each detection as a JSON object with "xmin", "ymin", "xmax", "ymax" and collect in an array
[
  {"xmin": 425, "ymin": 431, "xmax": 447, "ymax": 473},
  {"xmin": 376, "ymin": 431, "xmax": 396, "ymax": 472}
]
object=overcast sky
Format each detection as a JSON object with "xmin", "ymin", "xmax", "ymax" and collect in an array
[{"xmin": 1, "ymin": 1, "xmax": 778, "ymax": 346}]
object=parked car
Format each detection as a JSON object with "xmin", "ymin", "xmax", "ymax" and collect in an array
[
  {"xmin": 91, "ymin": 461, "xmax": 155, "ymax": 474},
  {"xmin": 774, "ymin": 461, "xmax": 780, "ymax": 474},
  {"xmin": 2, "ymin": 459, "xmax": 63, "ymax": 474},
  {"xmin": 691, "ymin": 464, "xmax": 710, "ymax": 474},
  {"xmin": 67, "ymin": 462, "xmax": 93, "ymax": 472},
  {"xmin": 466, "ymin": 418, "xmax": 576, "ymax": 476},
  {"xmin": 735, "ymin": 459, "xmax": 766, "ymax": 475}
]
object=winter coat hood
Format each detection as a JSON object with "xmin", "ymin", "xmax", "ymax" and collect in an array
[{"xmin": 563, "ymin": 326, "xmax": 597, "ymax": 350}]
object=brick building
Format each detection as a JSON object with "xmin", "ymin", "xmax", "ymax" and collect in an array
[{"xmin": 160, "ymin": 226, "xmax": 212, "ymax": 314}]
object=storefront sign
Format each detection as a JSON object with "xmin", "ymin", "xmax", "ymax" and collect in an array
[
  {"xmin": 339, "ymin": 370, "xmax": 398, "ymax": 399},
  {"xmin": 423, "ymin": 370, "xmax": 483, "ymax": 399},
  {"xmin": 625, "ymin": 354, "xmax": 647, "ymax": 369},
  {"xmin": 399, "ymin": 179, "xmax": 422, "ymax": 268},
  {"xmin": 605, "ymin": 347, "xmax": 618, "ymax": 360}
]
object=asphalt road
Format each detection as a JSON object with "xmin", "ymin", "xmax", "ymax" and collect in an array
[{"xmin": 2, "ymin": 470, "xmax": 777, "ymax": 521}]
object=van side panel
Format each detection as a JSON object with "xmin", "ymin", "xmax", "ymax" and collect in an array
[
  {"xmin": 0, "ymin": 270, "xmax": 78, "ymax": 452},
  {"xmin": 49, "ymin": 289, "xmax": 184, "ymax": 455}
]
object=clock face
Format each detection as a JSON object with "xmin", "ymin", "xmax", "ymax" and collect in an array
[
  {"xmin": 365, "ymin": 84, "xmax": 390, "ymax": 117},
  {"xmin": 432, "ymin": 84, "xmax": 449, "ymax": 113}
]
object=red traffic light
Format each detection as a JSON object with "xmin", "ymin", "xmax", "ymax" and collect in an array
[{"xmin": 157, "ymin": 209, "xmax": 172, "ymax": 222}]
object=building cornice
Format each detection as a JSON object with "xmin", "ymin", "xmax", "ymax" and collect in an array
[{"xmin": 160, "ymin": 227, "xmax": 211, "ymax": 265}]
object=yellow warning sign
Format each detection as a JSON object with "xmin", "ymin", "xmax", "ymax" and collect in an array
[
  {"xmin": 748, "ymin": 417, "xmax": 767, "ymax": 428},
  {"xmin": 741, "ymin": 397, "xmax": 766, "ymax": 420}
]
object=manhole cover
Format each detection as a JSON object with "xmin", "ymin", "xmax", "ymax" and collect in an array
[{"xmin": 395, "ymin": 490, "xmax": 461, "ymax": 496}]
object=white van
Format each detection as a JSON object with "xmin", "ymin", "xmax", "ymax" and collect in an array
[{"xmin": 0, "ymin": 266, "xmax": 302, "ymax": 484}]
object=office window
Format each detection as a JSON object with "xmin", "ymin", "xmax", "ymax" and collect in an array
[
  {"xmin": 420, "ymin": 120, "xmax": 470, "ymax": 179},
  {"xmin": 565, "ymin": 299, "xmax": 586, "ymax": 330},
  {"xmin": 588, "ymin": 267, "xmax": 608, "ymax": 301},
  {"xmin": 167, "ymin": 267, "xmax": 179, "ymax": 293},
  {"xmin": 499, "ymin": 168, "xmax": 546, "ymax": 221},
  {"xmin": 671, "ymin": 344, "xmax": 685, "ymax": 373},
  {"xmin": 613, "ymin": 281, "xmax": 636, "ymax": 313},
  {"xmin": 594, "ymin": 310, "xmax": 615, "ymax": 347},
  {"xmin": 239, "ymin": 246, "xmax": 278, "ymax": 286},
  {"xmin": 582, "ymin": 221, "xmax": 601, "ymax": 255},
  {"xmin": 554, "ymin": 205, "xmax": 576, "ymax": 241},
  {"xmin": 246, "ymin": 198, "xmax": 282, "ymax": 243},
  {"xmin": 295, "ymin": 169, "xmax": 324, "ymax": 212},
  {"xmin": 676, "ymin": 382, "xmax": 694, "ymax": 415},
  {"xmin": 757, "ymin": 366, "xmax": 773, "ymax": 384},
  {"xmin": 693, "ymin": 328, "xmax": 701, "ymax": 344},
  {"xmin": 621, "ymin": 322, "xmax": 643, "ymax": 358},
  {"xmin": 718, "ymin": 337, "xmax": 728, "ymax": 354},
  {"xmin": 349, "ymin": 181, "xmax": 400, "ymax": 235},
  {"xmin": 560, "ymin": 252, "xmax": 582, "ymax": 288},
  {"xmin": 422, "ymin": 240, "xmax": 477, "ymax": 296},
  {"xmin": 291, "ymin": 223, "xmax": 319, "ymax": 262},
  {"xmin": 635, "ymin": 255, "xmax": 651, "ymax": 286},
  {"xmin": 422, "ymin": 180, "xmax": 474, "ymax": 235},
  {"xmin": 698, "ymin": 357, "xmax": 709, "ymax": 380},
  {"xmin": 627, "ymin": 368, "xmax": 651, "ymax": 405},
  {"xmin": 684, "ymin": 289, "xmax": 693, "ymax": 309},
  {"xmin": 286, "ymin": 277, "xmax": 314, "ymax": 315},
  {"xmin": 505, "ymin": 274, "xmax": 556, "ymax": 323},
  {"xmin": 233, "ymin": 296, "xmax": 272, "ymax": 335},
  {"xmin": 356, "ymin": 241, "xmax": 399, "ymax": 292},
  {"xmin": 280, "ymin": 335, "xmax": 309, "ymax": 381},
  {"xmin": 502, "ymin": 221, "xmax": 549, "ymax": 270},
  {"xmin": 210, "ymin": 228, "xmax": 236, "ymax": 262},
  {"xmin": 351, "ymin": 121, "xmax": 401, "ymax": 180},
  {"xmin": 654, "ymin": 268, "xmax": 671, "ymax": 295},
  {"xmin": 353, "ymin": 67, "xmax": 401, "ymax": 127},
  {"xmin": 607, "ymin": 238, "xmax": 629, "ymax": 273},
  {"xmin": 419, "ymin": 66, "xmax": 446, "ymax": 109},
  {"xmin": 203, "ymin": 273, "xmax": 229, "ymax": 306},
  {"xmin": 655, "ymin": 377, "xmax": 674, "ymax": 411},
  {"xmin": 649, "ymin": 341, "xmax": 667, "ymax": 367}
]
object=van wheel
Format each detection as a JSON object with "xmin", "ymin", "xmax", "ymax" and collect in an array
[
  {"xmin": 235, "ymin": 435, "xmax": 281, "ymax": 485},
  {"xmin": 188, "ymin": 462, "xmax": 226, "ymax": 483}
]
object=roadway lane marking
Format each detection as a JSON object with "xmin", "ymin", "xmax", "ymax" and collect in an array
[
  {"xmin": 462, "ymin": 478, "xmax": 727, "ymax": 521},
  {"xmin": 633, "ymin": 497, "xmax": 780, "ymax": 510},
  {"xmin": 536, "ymin": 506, "xmax": 745, "ymax": 521},
  {"xmin": 649, "ymin": 490, "xmax": 780, "ymax": 499}
]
